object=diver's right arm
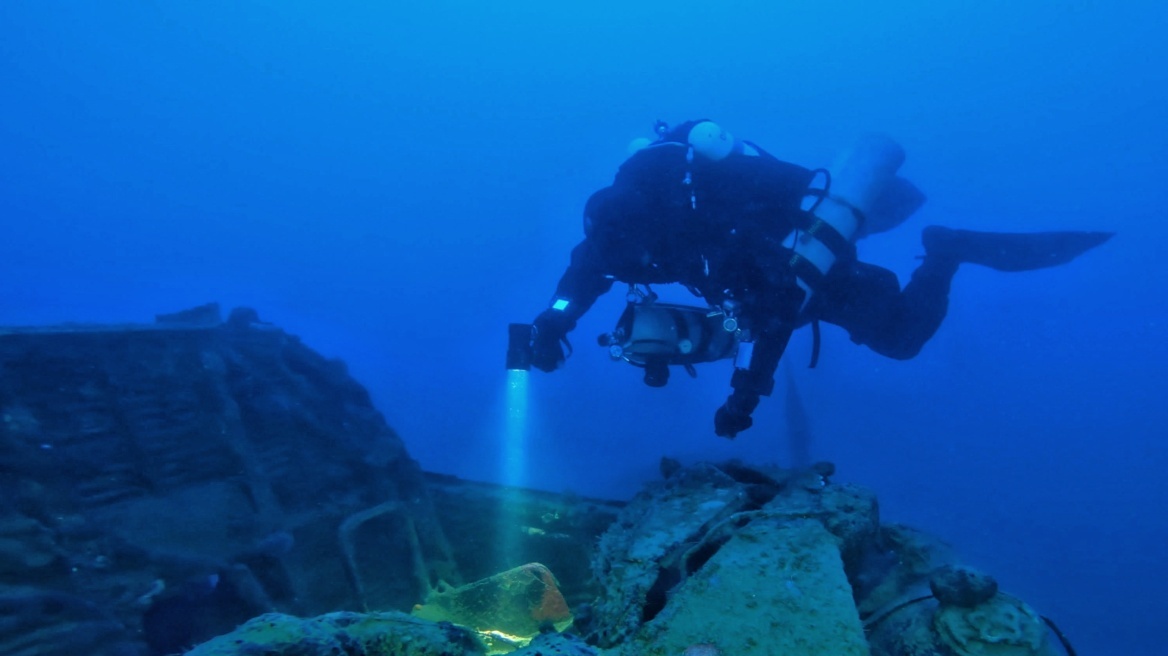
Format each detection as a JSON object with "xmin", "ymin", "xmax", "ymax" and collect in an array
[{"xmin": 530, "ymin": 239, "xmax": 614, "ymax": 372}]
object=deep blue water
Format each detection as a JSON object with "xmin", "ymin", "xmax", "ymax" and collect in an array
[{"xmin": 2, "ymin": 2, "xmax": 1165, "ymax": 654}]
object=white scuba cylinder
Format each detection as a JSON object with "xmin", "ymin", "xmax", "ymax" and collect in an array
[{"xmin": 792, "ymin": 133, "xmax": 906, "ymax": 303}]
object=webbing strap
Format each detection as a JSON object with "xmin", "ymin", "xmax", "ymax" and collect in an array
[
  {"xmin": 788, "ymin": 251, "xmax": 826, "ymax": 289},
  {"xmin": 809, "ymin": 319, "xmax": 821, "ymax": 369},
  {"xmin": 804, "ymin": 216, "xmax": 857, "ymax": 261}
]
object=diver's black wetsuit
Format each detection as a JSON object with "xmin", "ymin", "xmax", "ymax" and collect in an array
[
  {"xmin": 529, "ymin": 120, "xmax": 1112, "ymax": 437},
  {"xmin": 533, "ymin": 121, "xmax": 956, "ymax": 436}
]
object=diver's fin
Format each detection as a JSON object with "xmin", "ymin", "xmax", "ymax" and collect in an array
[
  {"xmin": 922, "ymin": 225, "xmax": 1114, "ymax": 272},
  {"xmin": 859, "ymin": 176, "xmax": 927, "ymax": 238}
]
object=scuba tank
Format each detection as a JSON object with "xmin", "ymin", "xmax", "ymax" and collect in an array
[{"xmin": 789, "ymin": 134, "xmax": 908, "ymax": 304}]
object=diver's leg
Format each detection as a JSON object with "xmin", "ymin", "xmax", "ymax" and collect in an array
[
  {"xmin": 891, "ymin": 255, "xmax": 959, "ymax": 356},
  {"xmin": 811, "ymin": 257, "xmax": 957, "ymax": 360},
  {"xmin": 812, "ymin": 226, "xmax": 1112, "ymax": 361}
]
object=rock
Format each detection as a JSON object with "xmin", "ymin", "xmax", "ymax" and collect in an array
[
  {"xmin": 155, "ymin": 302, "xmax": 222, "ymax": 326},
  {"xmin": 589, "ymin": 460, "xmax": 881, "ymax": 654},
  {"xmin": 411, "ymin": 562, "xmax": 573, "ymax": 646},
  {"xmin": 855, "ymin": 523, "xmax": 956, "ymax": 618},
  {"xmin": 621, "ymin": 519, "xmax": 869, "ymax": 656},
  {"xmin": 588, "ymin": 462, "xmax": 750, "ymax": 647},
  {"xmin": 0, "ymin": 312, "xmax": 458, "ymax": 653},
  {"xmin": 934, "ymin": 594, "xmax": 1054, "ymax": 656},
  {"xmin": 421, "ymin": 471, "xmax": 622, "ymax": 612},
  {"xmin": 930, "ymin": 565, "xmax": 999, "ymax": 608},
  {"xmin": 225, "ymin": 306, "xmax": 261, "ymax": 329},
  {"xmin": 509, "ymin": 630, "xmax": 600, "ymax": 656},
  {"xmin": 184, "ymin": 611, "xmax": 484, "ymax": 656},
  {"xmin": 811, "ymin": 461, "xmax": 836, "ymax": 479}
]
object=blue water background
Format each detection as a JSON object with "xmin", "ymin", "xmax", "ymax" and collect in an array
[{"xmin": 2, "ymin": 2, "xmax": 1165, "ymax": 653}]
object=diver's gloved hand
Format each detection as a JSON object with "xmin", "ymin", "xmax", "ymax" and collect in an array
[
  {"xmin": 714, "ymin": 406, "xmax": 752, "ymax": 438},
  {"xmin": 531, "ymin": 309, "xmax": 575, "ymax": 373},
  {"xmin": 714, "ymin": 391, "xmax": 760, "ymax": 439}
]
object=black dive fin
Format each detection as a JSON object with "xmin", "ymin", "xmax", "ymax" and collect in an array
[
  {"xmin": 922, "ymin": 226, "xmax": 1114, "ymax": 272},
  {"xmin": 859, "ymin": 176, "xmax": 927, "ymax": 238}
]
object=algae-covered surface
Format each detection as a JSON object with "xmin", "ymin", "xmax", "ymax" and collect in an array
[
  {"xmin": 183, "ymin": 460, "xmax": 1062, "ymax": 656},
  {"xmin": 185, "ymin": 611, "xmax": 485, "ymax": 656},
  {"xmin": 622, "ymin": 518, "xmax": 869, "ymax": 656}
]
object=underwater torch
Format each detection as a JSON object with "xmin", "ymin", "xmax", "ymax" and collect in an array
[{"xmin": 506, "ymin": 323, "xmax": 535, "ymax": 371}]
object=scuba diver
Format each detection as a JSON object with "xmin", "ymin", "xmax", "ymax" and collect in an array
[{"xmin": 509, "ymin": 119, "xmax": 1112, "ymax": 438}]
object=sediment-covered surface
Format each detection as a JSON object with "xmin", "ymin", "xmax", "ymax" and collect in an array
[
  {"xmin": 0, "ymin": 307, "xmax": 1064, "ymax": 656},
  {"xmin": 0, "ymin": 305, "xmax": 455, "ymax": 655}
]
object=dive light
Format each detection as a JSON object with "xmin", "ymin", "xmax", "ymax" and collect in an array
[{"xmin": 506, "ymin": 323, "xmax": 534, "ymax": 371}]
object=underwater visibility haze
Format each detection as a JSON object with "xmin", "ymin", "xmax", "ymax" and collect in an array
[{"xmin": 1, "ymin": 2, "xmax": 1166, "ymax": 654}]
